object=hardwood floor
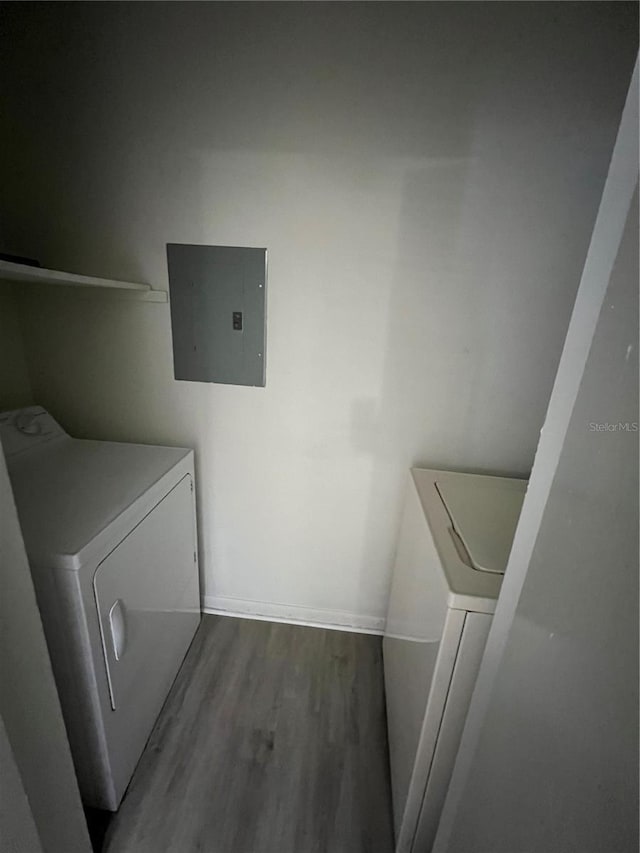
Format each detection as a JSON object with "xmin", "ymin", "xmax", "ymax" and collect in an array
[{"xmin": 104, "ymin": 615, "xmax": 394, "ymax": 853}]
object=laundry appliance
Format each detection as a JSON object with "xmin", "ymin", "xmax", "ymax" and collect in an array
[
  {"xmin": 1, "ymin": 406, "xmax": 201, "ymax": 810},
  {"xmin": 384, "ymin": 467, "xmax": 527, "ymax": 852}
]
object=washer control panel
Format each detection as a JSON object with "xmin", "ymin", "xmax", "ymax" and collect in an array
[{"xmin": 0, "ymin": 406, "xmax": 68, "ymax": 458}]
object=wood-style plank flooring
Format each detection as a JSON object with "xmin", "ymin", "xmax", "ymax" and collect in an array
[{"xmin": 104, "ymin": 615, "xmax": 394, "ymax": 853}]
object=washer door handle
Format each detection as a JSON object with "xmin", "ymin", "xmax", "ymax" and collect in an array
[{"xmin": 108, "ymin": 599, "xmax": 127, "ymax": 661}]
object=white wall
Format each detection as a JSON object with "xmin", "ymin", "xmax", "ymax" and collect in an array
[
  {"xmin": 434, "ymin": 62, "xmax": 639, "ymax": 853},
  {"xmin": 1, "ymin": 3, "xmax": 637, "ymax": 627},
  {"xmin": 0, "ymin": 286, "xmax": 33, "ymax": 410},
  {"xmin": 445, "ymin": 197, "xmax": 638, "ymax": 853}
]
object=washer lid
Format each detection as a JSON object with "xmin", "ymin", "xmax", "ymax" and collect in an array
[{"xmin": 436, "ymin": 477, "xmax": 527, "ymax": 574}]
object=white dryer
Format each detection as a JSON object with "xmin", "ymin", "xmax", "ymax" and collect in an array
[
  {"xmin": 1, "ymin": 406, "xmax": 201, "ymax": 811},
  {"xmin": 384, "ymin": 468, "xmax": 526, "ymax": 853}
]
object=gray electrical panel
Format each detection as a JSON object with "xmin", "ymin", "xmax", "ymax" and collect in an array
[{"xmin": 167, "ymin": 244, "xmax": 267, "ymax": 387}]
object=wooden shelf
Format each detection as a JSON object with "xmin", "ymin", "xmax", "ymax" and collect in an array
[{"xmin": 0, "ymin": 260, "xmax": 168, "ymax": 302}]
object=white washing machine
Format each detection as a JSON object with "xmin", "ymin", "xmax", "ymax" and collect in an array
[
  {"xmin": 1, "ymin": 406, "xmax": 201, "ymax": 811},
  {"xmin": 384, "ymin": 468, "xmax": 527, "ymax": 853}
]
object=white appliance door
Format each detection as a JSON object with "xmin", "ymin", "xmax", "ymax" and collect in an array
[
  {"xmin": 413, "ymin": 611, "xmax": 492, "ymax": 853},
  {"xmin": 92, "ymin": 474, "xmax": 200, "ymax": 806},
  {"xmin": 94, "ymin": 475, "xmax": 199, "ymax": 714}
]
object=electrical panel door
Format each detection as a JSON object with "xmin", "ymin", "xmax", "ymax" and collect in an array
[{"xmin": 167, "ymin": 244, "xmax": 267, "ymax": 386}]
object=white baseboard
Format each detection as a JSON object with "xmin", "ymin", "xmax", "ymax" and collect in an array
[{"xmin": 201, "ymin": 595, "xmax": 385, "ymax": 636}]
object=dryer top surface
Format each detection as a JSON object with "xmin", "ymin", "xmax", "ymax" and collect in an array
[{"xmin": 3, "ymin": 408, "xmax": 192, "ymax": 570}]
